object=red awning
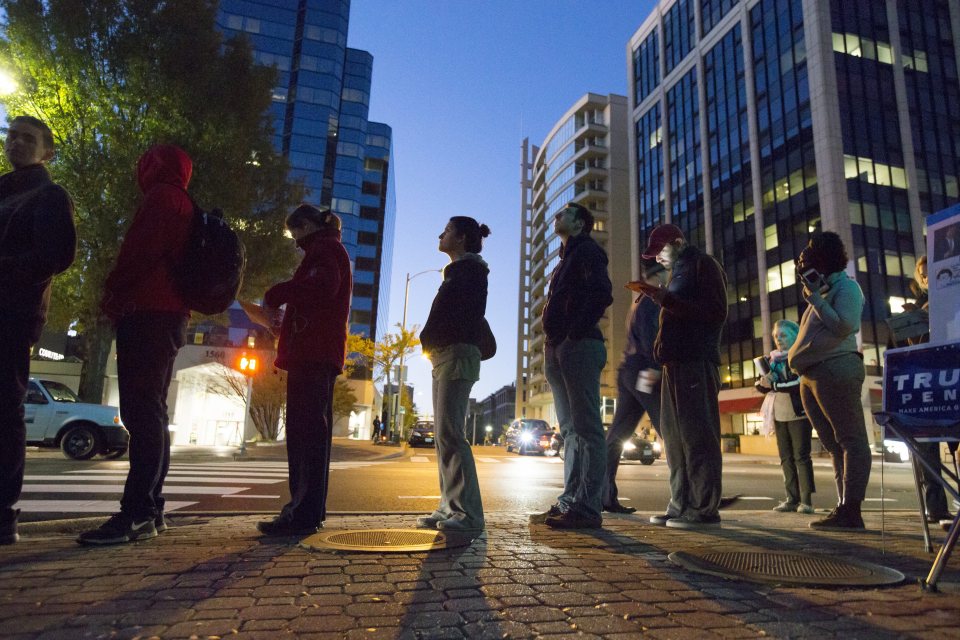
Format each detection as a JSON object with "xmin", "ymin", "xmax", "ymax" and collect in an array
[{"xmin": 718, "ymin": 395, "xmax": 765, "ymax": 414}]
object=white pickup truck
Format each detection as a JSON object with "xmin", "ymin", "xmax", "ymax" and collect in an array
[{"xmin": 25, "ymin": 378, "xmax": 129, "ymax": 460}]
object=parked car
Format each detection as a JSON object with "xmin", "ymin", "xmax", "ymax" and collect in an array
[
  {"xmin": 25, "ymin": 378, "xmax": 128, "ymax": 460},
  {"xmin": 408, "ymin": 421, "xmax": 435, "ymax": 447},
  {"xmin": 504, "ymin": 419, "xmax": 555, "ymax": 455},
  {"xmin": 550, "ymin": 431, "xmax": 661, "ymax": 465}
]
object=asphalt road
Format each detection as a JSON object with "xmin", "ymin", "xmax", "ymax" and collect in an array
[{"xmin": 17, "ymin": 441, "xmax": 931, "ymax": 522}]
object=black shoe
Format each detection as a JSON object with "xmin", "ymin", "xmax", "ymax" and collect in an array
[
  {"xmin": 603, "ymin": 503, "xmax": 637, "ymax": 514},
  {"xmin": 77, "ymin": 513, "xmax": 158, "ymax": 545},
  {"xmin": 810, "ymin": 503, "xmax": 864, "ymax": 531},
  {"xmin": 719, "ymin": 495, "xmax": 742, "ymax": 509},
  {"xmin": 665, "ymin": 513, "xmax": 722, "ymax": 529},
  {"xmin": 544, "ymin": 511, "xmax": 602, "ymax": 529},
  {"xmin": 0, "ymin": 510, "xmax": 19, "ymax": 545},
  {"xmin": 155, "ymin": 513, "xmax": 169, "ymax": 533},
  {"xmin": 926, "ymin": 512, "xmax": 952, "ymax": 524},
  {"xmin": 257, "ymin": 516, "xmax": 319, "ymax": 536},
  {"xmin": 529, "ymin": 504, "xmax": 565, "ymax": 524}
]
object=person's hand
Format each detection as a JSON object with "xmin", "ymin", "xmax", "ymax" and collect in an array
[
  {"xmin": 626, "ymin": 281, "xmax": 664, "ymax": 303},
  {"xmin": 756, "ymin": 373, "xmax": 773, "ymax": 389}
]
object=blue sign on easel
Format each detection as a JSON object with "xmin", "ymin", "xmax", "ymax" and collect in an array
[{"xmin": 882, "ymin": 341, "xmax": 960, "ymax": 440}]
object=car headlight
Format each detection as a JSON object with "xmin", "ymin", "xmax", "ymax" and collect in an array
[
  {"xmin": 622, "ymin": 440, "xmax": 637, "ymax": 451},
  {"xmin": 652, "ymin": 442, "xmax": 661, "ymax": 454},
  {"xmin": 883, "ymin": 439, "xmax": 910, "ymax": 462},
  {"xmin": 520, "ymin": 432, "xmax": 534, "ymax": 444}
]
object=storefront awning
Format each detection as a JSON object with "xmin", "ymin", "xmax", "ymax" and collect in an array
[{"xmin": 719, "ymin": 395, "xmax": 764, "ymax": 414}]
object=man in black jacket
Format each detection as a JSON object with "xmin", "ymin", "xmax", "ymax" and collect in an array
[
  {"xmin": 531, "ymin": 203, "xmax": 613, "ymax": 529},
  {"xmin": 0, "ymin": 116, "xmax": 77, "ymax": 544},
  {"xmin": 635, "ymin": 224, "xmax": 727, "ymax": 529}
]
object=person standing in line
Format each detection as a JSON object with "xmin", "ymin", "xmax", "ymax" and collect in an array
[
  {"xmin": 633, "ymin": 224, "xmax": 727, "ymax": 530},
  {"xmin": 530, "ymin": 203, "xmax": 613, "ymax": 530},
  {"xmin": 756, "ymin": 319, "xmax": 816, "ymax": 514},
  {"xmin": 79, "ymin": 145, "xmax": 194, "ymax": 545},
  {"xmin": 605, "ymin": 257, "xmax": 667, "ymax": 513},
  {"xmin": 256, "ymin": 205, "xmax": 352, "ymax": 536},
  {"xmin": 788, "ymin": 231, "xmax": 871, "ymax": 531},
  {"xmin": 0, "ymin": 116, "xmax": 77, "ymax": 545},
  {"xmin": 416, "ymin": 216, "xmax": 491, "ymax": 532}
]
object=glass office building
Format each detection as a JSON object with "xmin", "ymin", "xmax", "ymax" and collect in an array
[
  {"xmin": 217, "ymin": 0, "xmax": 394, "ymax": 341},
  {"xmin": 517, "ymin": 94, "xmax": 632, "ymax": 425},
  {"xmin": 628, "ymin": 0, "xmax": 960, "ymax": 430}
]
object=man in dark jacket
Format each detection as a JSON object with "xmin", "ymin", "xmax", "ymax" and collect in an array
[
  {"xmin": 0, "ymin": 116, "xmax": 76, "ymax": 545},
  {"xmin": 257, "ymin": 204, "xmax": 352, "ymax": 536},
  {"xmin": 604, "ymin": 258, "xmax": 667, "ymax": 513},
  {"xmin": 79, "ymin": 145, "xmax": 194, "ymax": 545},
  {"xmin": 531, "ymin": 203, "xmax": 613, "ymax": 529},
  {"xmin": 636, "ymin": 224, "xmax": 727, "ymax": 529}
]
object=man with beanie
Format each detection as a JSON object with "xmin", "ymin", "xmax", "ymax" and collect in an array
[
  {"xmin": 633, "ymin": 224, "xmax": 728, "ymax": 529},
  {"xmin": 0, "ymin": 116, "xmax": 76, "ymax": 545}
]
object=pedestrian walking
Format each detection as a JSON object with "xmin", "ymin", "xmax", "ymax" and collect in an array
[
  {"xmin": 756, "ymin": 319, "xmax": 816, "ymax": 514},
  {"xmin": 530, "ymin": 203, "xmax": 613, "ymax": 529},
  {"xmin": 416, "ymin": 216, "xmax": 491, "ymax": 532},
  {"xmin": 372, "ymin": 414, "xmax": 382, "ymax": 443},
  {"xmin": 633, "ymin": 224, "xmax": 728, "ymax": 530},
  {"xmin": 605, "ymin": 257, "xmax": 667, "ymax": 513},
  {"xmin": 0, "ymin": 116, "xmax": 77, "ymax": 545},
  {"xmin": 79, "ymin": 145, "xmax": 194, "ymax": 545},
  {"xmin": 256, "ymin": 204, "xmax": 352, "ymax": 536},
  {"xmin": 788, "ymin": 231, "xmax": 871, "ymax": 531}
]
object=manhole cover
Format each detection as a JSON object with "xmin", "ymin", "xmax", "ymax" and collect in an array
[
  {"xmin": 300, "ymin": 528, "xmax": 475, "ymax": 552},
  {"xmin": 668, "ymin": 550, "xmax": 905, "ymax": 587}
]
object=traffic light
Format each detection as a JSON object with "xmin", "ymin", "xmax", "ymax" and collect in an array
[{"xmin": 238, "ymin": 353, "xmax": 258, "ymax": 376}]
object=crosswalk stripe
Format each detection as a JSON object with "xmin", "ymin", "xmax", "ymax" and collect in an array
[
  {"xmin": 21, "ymin": 484, "xmax": 247, "ymax": 495},
  {"xmin": 410, "ymin": 456, "xmax": 430, "ymax": 463},
  {"xmin": 221, "ymin": 494, "xmax": 280, "ymax": 499},
  {"xmin": 24, "ymin": 475, "xmax": 283, "ymax": 484},
  {"xmin": 15, "ymin": 500, "xmax": 196, "ymax": 513},
  {"xmin": 475, "ymin": 457, "xmax": 500, "ymax": 464}
]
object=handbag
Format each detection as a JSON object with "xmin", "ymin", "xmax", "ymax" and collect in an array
[{"xmin": 479, "ymin": 318, "xmax": 496, "ymax": 361}]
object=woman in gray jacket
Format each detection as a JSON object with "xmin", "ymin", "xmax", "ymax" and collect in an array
[{"xmin": 788, "ymin": 232, "xmax": 869, "ymax": 531}]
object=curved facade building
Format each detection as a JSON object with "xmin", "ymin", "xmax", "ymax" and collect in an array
[{"xmin": 517, "ymin": 93, "xmax": 633, "ymax": 425}]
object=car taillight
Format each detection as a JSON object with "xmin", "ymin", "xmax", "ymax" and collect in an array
[{"xmin": 113, "ymin": 416, "xmax": 122, "ymax": 425}]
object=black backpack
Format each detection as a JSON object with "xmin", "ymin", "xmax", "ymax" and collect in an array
[{"xmin": 174, "ymin": 196, "xmax": 246, "ymax": 315}]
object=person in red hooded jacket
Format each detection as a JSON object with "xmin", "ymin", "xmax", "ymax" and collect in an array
[
  {"xmin": 256, "ymin": 204, "xmax": 352, "ymax": 536},
  {"xmin": 78, "ymin": 144, "xmax": 194, "ymax": 545}
]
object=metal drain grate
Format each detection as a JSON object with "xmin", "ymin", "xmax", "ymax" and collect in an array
[
  {"xmin": 300, "ymin": 528, "xmax": 475, "ymax": 552},
  {"xmin": 668, "ymin": 550, "xmax": 905, "ymax": 587}
]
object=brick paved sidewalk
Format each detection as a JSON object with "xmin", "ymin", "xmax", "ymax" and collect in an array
[{"xmin": 1, "ymin": 511, "xmax": 958, "ymax": 639}]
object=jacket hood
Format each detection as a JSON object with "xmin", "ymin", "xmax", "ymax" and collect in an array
[
  {"xmin": 296, "ymin": 227, "xmax": 342, "ymax": 250},
  {"xmin": 137, "ymin": 144, "xmax": 192, "ymax": 193},
  {"xmin": 444, "ymin": 252, "xmax": 489, "ymax": 278}
]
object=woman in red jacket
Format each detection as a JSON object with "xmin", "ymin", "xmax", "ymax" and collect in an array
[{"xmin": 257, "ymin": 204, "xmax": 353, "ymax": 536}]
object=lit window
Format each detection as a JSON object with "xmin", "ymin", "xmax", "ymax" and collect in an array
[{"xmin": 764, "ymin": 224, "xmax": 778, "ymax": 250}]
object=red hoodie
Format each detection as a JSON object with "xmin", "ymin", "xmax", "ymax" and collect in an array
[{"xmin": 101, "ymin": 145, "xmax": 193, "ymax": 322}]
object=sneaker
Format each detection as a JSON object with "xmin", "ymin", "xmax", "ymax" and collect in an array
[
  {"xmin": 436, "ymin": 518, "xmax": 485, "ymax": 533},
  {"xmin": 155, "ymin": 514, "xmax": 169, "ymax": 533},
  {"xmin": 665, "ymin": 514, "xmax": 721, "ymax": 530},
  {"xmin": 256, "ymin": 516, "xmax": 319, "ymax": 537},
  {"xmin": 649, "ymin": 513, "xmax": 677, "ymax": 526},
  {"xmin": 544, "ymin": 511, "xmax": 602, "ymax": 529},
  {"xmin": 773, "ymin": 501, "xmax": 799, "ymax": 513},
  {"xmin": 416, "ymin": 515, "xmax": 442, "ymax": 530},
  {"xmin": 603, "ymin": 502, "xmax": 637, "ymax": 514},
  {"xmin": 926, "ymin": 512, "xmax": 952, "ymax": 524},
  {"xmin": 77, "ymin": 513, "xmax": 157, "ymax": 545},
  {"xmin": 797, "ymin": 503, "xmax": 816, "ymax": 514},
  {"xmin": 810, "ymin": 504, "xmax": 864, "ymax": 530},
  {"xmin": 529, "ymin": 504, "xmax": 565, "ymax": 524},
  {"xmin": 0, "ymin": 510, "xmax": 19, "ymax": 545}
]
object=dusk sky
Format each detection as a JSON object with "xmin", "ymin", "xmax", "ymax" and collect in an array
[{"xmin": 349, "ymin": 0, "xmax": 658, "ymax": 416}]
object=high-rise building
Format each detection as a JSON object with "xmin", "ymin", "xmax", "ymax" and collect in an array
[
  {"xmin": 517, "ymin": 93, "xmax": 633, "ymax": 426},
  {"xmin": 627, "ymin": 0, "xmax": 960, "ymax": 436},
  {"xmin": 217, "ymin": 0, "xmax": 394, "ymax": 341}
]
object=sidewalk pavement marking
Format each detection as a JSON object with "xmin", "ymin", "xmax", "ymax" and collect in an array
[
  {"xmin": 24, "ymin": 475, "xmax": 283, "ymax": 484},
  {"xmin": 14, "ymin": 499, "xmax": 196, "ymax": 513},
  {"xmin": 410, "ymin": 456, "xmax": 431, "ymax": 462},
  {"xmin": 21, "ymin": 484, "xmax": 248, "ymax": 495}
]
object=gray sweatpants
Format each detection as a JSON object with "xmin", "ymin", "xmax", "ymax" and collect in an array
[{"xmin": 659, "ymin": 360, "xmax": 722, "ymax": 518}]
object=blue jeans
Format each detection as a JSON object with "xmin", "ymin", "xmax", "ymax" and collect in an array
[{"xmin": 544, "ymin": 338, "xmax": 607, "ymax": 519}]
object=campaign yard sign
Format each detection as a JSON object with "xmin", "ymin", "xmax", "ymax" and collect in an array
[{"xmin": 882, "ymin": 341, "xmax": 960, "ymax": 440}]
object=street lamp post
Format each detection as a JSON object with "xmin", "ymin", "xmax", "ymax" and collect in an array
[{"xmin": 394, "ymin": 269, "xmax": 440, "ymax": 443}]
